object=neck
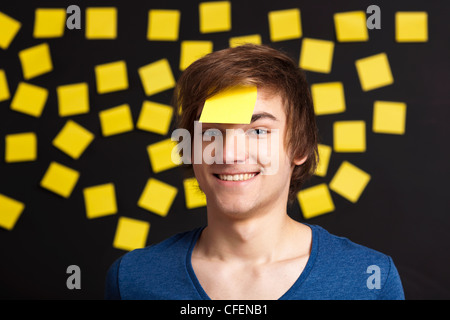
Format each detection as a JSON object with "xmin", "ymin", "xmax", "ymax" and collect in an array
[{"xmin": 197, "ymin": 202, "xmax": 304, "ymax": 264}]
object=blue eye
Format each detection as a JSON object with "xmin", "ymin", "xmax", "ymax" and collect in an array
[
  {"xmin": 248, "ymin": 128, "xmax": 268, "ymax": 136},
  {"xmin": 202, "ymin": 129, "xmax": 221, "ymax": 137}
]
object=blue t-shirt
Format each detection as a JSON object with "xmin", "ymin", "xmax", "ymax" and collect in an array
[{"xmin": 105, "ymin": 224, "xmax": 404, "ymax": 300}]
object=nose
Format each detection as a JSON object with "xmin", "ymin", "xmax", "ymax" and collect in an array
[{"xmin": 222, "ymin": 129, "xmax": 248, "ymax": 164}]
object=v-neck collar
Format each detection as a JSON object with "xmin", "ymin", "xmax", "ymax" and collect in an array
[{"xmin": 185, "ymin": 224, "xmax": 319, "ymax": 300}]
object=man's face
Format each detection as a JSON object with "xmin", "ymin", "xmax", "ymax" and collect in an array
[{"xmin": 192, "ymin": 87, "xmax": 305, "ymax": 218}]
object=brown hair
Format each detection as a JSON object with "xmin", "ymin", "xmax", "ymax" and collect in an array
[{"xmin": 173, "ymin": 44, "xmax": 318, "ymax": 205}]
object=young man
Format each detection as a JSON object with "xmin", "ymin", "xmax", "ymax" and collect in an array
[{"xmin": 105, "ymin": 44, "xmax": 404, "ymax": 300}]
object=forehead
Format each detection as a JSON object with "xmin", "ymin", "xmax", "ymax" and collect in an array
[
  {"xmin": 253, "ymin": 88, "xmax": 285, "ymax": 119},
  {"xmin": 195, "ymin": 87, "xmax": 286, "ymax": 124}
]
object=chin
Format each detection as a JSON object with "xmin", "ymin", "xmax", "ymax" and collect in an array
[{"xmin": 214, "ymin": 194, "xmax": 262, "ymax": 218}]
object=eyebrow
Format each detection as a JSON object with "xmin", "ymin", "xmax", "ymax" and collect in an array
[
  {"xmin": 250, "ymin": 112, "xmax": 279, "ymax": 123},
  {"xmin": 195, "ymin": 112, "xmax": 279, "ymax": 123}
]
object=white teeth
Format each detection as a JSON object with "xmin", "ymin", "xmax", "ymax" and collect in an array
[{"xmin": 218, "ymin": 173, "xmax": 256, "ymax": 181}]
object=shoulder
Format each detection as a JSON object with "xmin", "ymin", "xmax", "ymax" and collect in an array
[
  {"xmin": 303, "ymin": 225, "xmax": 404, "ymax": 299},
  {"xmin": 105, "ymin": 227, "xmax": 203, "ymax": 300},
  {"xmin": 120, "ymin": 227, "xmax": 201, "ymax": 268},
  {"xmin": 312, "ymin": 224, "xmax": 389, "ymax": 266}
]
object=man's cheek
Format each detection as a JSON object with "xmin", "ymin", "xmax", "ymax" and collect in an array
[{"xmin": 258, "ymin": 129, "xmax": 280, "ymax": 176}]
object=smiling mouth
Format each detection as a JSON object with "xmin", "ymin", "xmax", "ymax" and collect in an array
[{"xmin": 213, "ymin": 172, "xmax": 260, "ymax": 181}]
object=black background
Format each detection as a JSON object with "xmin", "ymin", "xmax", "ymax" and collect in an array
[{"xmin": 0, "ymin": 0, "xmax": 449, "ymax": 300}]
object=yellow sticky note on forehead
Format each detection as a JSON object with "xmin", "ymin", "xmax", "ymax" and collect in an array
[{"xmin": 199, "ymin": 86, "xmax": 257, "ymax": 124}]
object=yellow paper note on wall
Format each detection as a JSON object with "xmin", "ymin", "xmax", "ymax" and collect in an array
[
  {"xmin": 395, "ymin": 11, "xmax": 428, "ymax": 42},
  {"xmin": 5, "ymin": 132, "xmax": 37, "ymax": 163},
  {"xmin": 229, "ymin": 34, "xmax": 262, "ymax": 47},
  {"xmin": 0, "ymin": 11, "xmax": 21, "ymax": 49},
  {"xmin": 113, "ymin": 217, "xmax": 150, "ymax": 251},
  {"xmin": 297, "ymin": 183, "xmax": 335, "ymax": 219},
  {"xmin": 137, "ymin": 101, "xmax": 173, "ymax": 135},
  {"xmin": 0, "ymin": 69, "xmax": 10, "ymax": 102},
  {"xmin": 19, "ymin": 43, "xmax": 53, "ymax": 80},
  {"xmin": 373, "ymin": 101, "xmax": 407, "ymax": 135},
  {"xmin": 355, "ymin": 53, "xmax": 393, "ymax": 91},
  {"xmin": 268, "ymin": 8, "xmax": 302, "ymax": 42},
  {"xmin": 95, "ymin": 60, "xmax": 128, "ymax": 94},
  {"xmin": 184, "ymin": 177, "xmax": 207, "ymax": 209},
  {"xmin": 147, "ymin": 9, "xmax": 180, "ymax": 41},
  {"xmin": 147, "ymin": 139, "xmax": 181, "ymax": 173},
  {"xmin": 199, "ymin": 1, "xmax": 231, "ymax": 33},
  {"xmin": 329, "ymin": 161, "xmax": 371, "ymax": 203},
  {"xmin": 99, "ymin": 104, "xmax": 134, "ymax": 137},
  {"xmin": 199, "ymin": 86, "xmax": 257, "ymax": 124},
  {"xmin": 57, "ymin": 82, "xmax": 89, "ymax": 117},
  {"xmin": 83, "ymin": 183, "xmax": 117, "ymax": 219},
  {"xmin": 138, "ymin": 58, "xmax": 176, "ymax": 96},
  {"xmin": 179, "ymin": 41, "xmax": 213, "ymax": 71},
  {"xmin": 333, "ymin": 120, "xmax": 366, "ymax": 152},
  {"xmin": 11, "ymin": 82, "xmax": 48, "ymax": 118},
  {"xmin": 85, "ymin": 7, "xmax": 117, "ymax": 39},
  {"xmin": 330, "ymin": 161, "xmax": 371, "ymax": 203},
  {"xmin": 334, "ymin": 11, "xmax": 368, "ymax": 42},
  {"xmin": 33, "ymin": 8, "xmax": 66, "ymax": 38},
  {"xmin": 0, "ymin": 193, "xmax": 25, "ymax": 230},
  {"xmin": 40, "ymin": 161, "xmax": 80, "ymax": 198},
  {"xmin": 138, "ymin": 178, "xmax": 178, "ymax": 217},
  {"xmin": 300, "ymin": 38, "xmax": 335, "ymax": 73},
  {"xmin": 314, "ymin": 144, "xmax": 332, "ymax": 177},
  {"xmin": 52, "ymin": 120, "xmax": 94, "ymax": 159},
  {"xmin": 311, "ymin": 82, "xmax": 346, "ymax": 115}
]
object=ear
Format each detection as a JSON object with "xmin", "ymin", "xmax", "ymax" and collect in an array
[{"xmin": 293, "ymin": 155, "xmax": 307, "ymax": 166}]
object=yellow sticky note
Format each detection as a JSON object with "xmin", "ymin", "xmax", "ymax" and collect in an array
[
  {"xmin": 95, "ymin": 60, "xmax": 128, "ymax": 94},
  {"xmin": 0, "ymin": 193, "xmax": 25, "ymax": 230},
  {"xmin": 310, "ymin": 82, "xmax": 345, "ymax": 115},
  {"xmin": 56, "ymin": 82, "xmax": 89, "ymax": 117},
  {"xmin": 113, "ymin": 216, "xmax": 150, "ymax": 251},
  {"xmin": 85, "ymin": 7, "xmax": 117, "ymax": 39},
  {"xmin": 19, "ymin": 43, "xmax": 53, "ymax": 80},
  {"xmin": 333, "ymin": 120, "xmax": 366, "ymax": 152},
  {"xmin": 199, "ymin": 1, "xmax": 231, "ymax": 33},
  {"xmin": 183, "ymin": 177, "xmax": 207, "ymax": 209},
  {"xmin": 40, "ymin": 161, "xmax": 80, "ymax": 198},
  {"xmin": 83, "ymin": 183, "xmax": 117, "ymax": 219},
  {"xmin": 199, "ymin": 85, "xmax": 257, "ymax": 124},
  {"xmin": 329, "ymin": 161, "xmax": 371, "ymax": 203},
  {"xmin": 355, "ymin": 53, "xmax": 393, "ymax": 91},
  {"xmin": 11, "ymin": 82, "xmax": 48, "ymax": 118},
  {"xmin": 138, "ymin": 178, "xmax": 178, "ymax": 217},
  {"xmin": 147, "ymin": 138, "xmax": 181, "ymax": 173},
  {"xmin": 300, "ymin": 38, "xmax": 334, "ymax": 73},
  {"xmin": 99, "ymin": 104, "xmax": 134, "ymax": 137},
  {"xmin": 5, "ymin": 132, "xmax": 37, "ymax": 163},
  {"xmin": 137, "ymin": 101, "xmax": 173, "ymax": 135},
  {"xmin": 334, "ymin": 11, "xmax": 368, "ymax": 42},
  {"xmin": 0, "ymin": 69, "xmax": 10, "ymax": 102},
  {"xmin": 373, "ymin": 101, "xmax": 407, "ymax": 135},
  {"xmin": 396, "ymin": 12, "xmax": 428, "ymax": 42},
  {"xmin": 268, "ymin": 8, "xmax": 302, "ymax": 42},
  {"xmin": 52, "ymin": 120, "xmax": 94, "ymax": 159},
  {"xmin": 314, "ymin": 144, "xmax": 332, "ymax": 177},
  {"xmin": 0, "ymin": 11, "xmax": 21, "ymax": 49},
  {"xmin": 33, "ymin": 8, "xmax": 66, "ymax": 38},
  {"xmin": 297, "ymin": 183, "xmax": 335, "ymax": 219},
  {"xmin": 179, "ymin": 40, "xmax": 213, "ymax": 71},
  {"xmin": 138, "ymin": 58, "xmax": 176, "ymax": 96},
  {"xmin": 147, "ymin": 9, "xmax": 180, "ymax": 41},
  {"xmin": 229, "ymin": 34, "xmax": 262, "ymax": 47}
]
